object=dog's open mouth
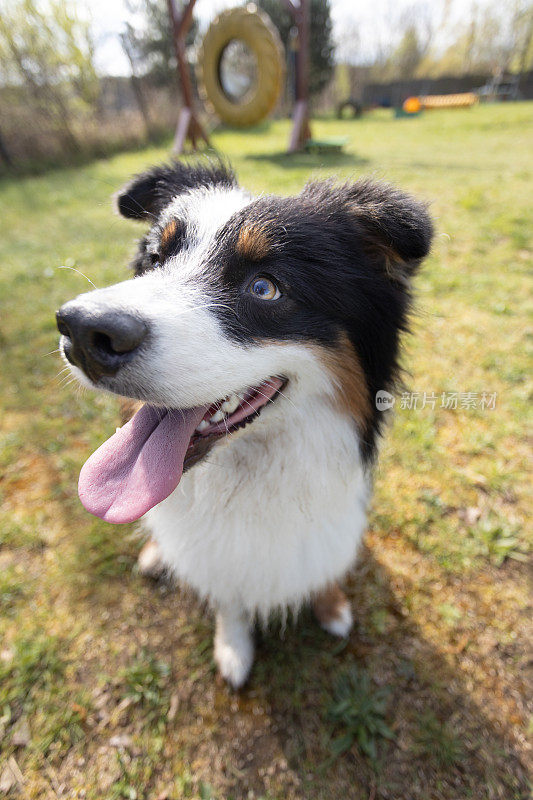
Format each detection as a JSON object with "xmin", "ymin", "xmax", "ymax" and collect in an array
[{"xmin": 78, "ymin": 377, "xmax": 285, "ymax": 524}]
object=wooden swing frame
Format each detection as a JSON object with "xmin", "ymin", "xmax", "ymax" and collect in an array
[{"xmin": 166, "ymin": 0, "xmax": 311, "ymax": 154}]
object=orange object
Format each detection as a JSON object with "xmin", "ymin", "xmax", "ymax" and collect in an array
[{"xmin": 403, "ymin": 96, "xmax": 421, "ymax": 114}]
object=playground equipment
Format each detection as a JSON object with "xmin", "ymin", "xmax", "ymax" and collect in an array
[
  {"xmin": 419, "ymin": 92, "xmax": 478, "ymax": 109},
  {"xmin": 166, "ymin": 0, "xmax": 210, "ymax": 153},
  {"xmin": 197, "ymin": 6, "xmax": 284, "ymax": 128},
  {"xmin": 403, "ymin": 96, "xmax": 422, "ymax": 114},
  {"xmin": 167, "ymin": 0, "xmax": 313, "ymax": 154},
  {"xmin": 394, "ymin": 97, "xmax": 422, "ymax": 117},
  {"xmin": 337, "ymin": 98, "xmax": 363, "ymax": 120},
  {"xmin": 397, "ymin": 92, "xmax": 477, "ymax": 118}
]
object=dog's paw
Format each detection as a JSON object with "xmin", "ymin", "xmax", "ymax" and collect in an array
[
  {"xmin": 215, "ymin": 638, "xmax": 254, "ymax": 689},
  {"xmin": 320, "ymin": 601, "xmax": 353, "ymax": 637},
  {"xmin": 313, "ymin": 584, "xmax": 353, "ymax": 638},
  {"xmin": 214, "ymin": 611, "xmax": 254, "ymax": 689},
  {"xmin": 136, "ymin": 539, "xmax": 166, "ymax": 580}
]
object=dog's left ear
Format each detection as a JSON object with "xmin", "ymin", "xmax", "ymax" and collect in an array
[
  {"xmin": 115, "ymin": 160, "xmax": 236, "ymax": 222},
  {"xmin": 303, "ymin": 179, "xmax": 433, "ymax": 281}
]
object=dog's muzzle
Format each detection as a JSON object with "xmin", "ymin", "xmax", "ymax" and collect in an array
[{"xmin": 56, "ymin": 302, "xmax": 148, "ymax": 382}]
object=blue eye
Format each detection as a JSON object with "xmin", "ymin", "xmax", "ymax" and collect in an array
[{"xmin": 249, "ymin": 276, "xmax": 280, "ymax": 301}]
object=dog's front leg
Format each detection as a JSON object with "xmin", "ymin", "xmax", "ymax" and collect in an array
[
  {"xmin": 214, "ymin": 604, "xmax": 254, "ymax": 689},
  {"xmin": 137, "ymin": 538, "xmax": 166, "ymax": 579}
]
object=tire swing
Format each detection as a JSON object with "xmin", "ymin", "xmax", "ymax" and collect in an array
[{"xmin": 197, "ymin": 4, "xmax": 285, "ymax": 128}]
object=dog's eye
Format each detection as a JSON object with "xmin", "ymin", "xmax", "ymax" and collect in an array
[
  {"xmin": 150, "ymin": 252, "xmax": 160, "ymax": 266},
  {"xmin": 249, "ymin": 276, "xmax": 280, "ymax": 301}
]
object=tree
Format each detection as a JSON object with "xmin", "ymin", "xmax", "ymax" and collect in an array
[
  {"xmin": 124, "ymin": 0, "xmax": 199, "ymax": 88},
  {"xmin": 507, "ymin": 0, "xmax": 533, "ymax": 74},
  {"xmin": 257, "ymin": 0, "xmax": 335, "ymax": 97},
  {"xmin": 409, "ymin": 0, "xmax": 533, "ymax": 79},
  {"xmin": 0, "ymin": 0, "xmax": 98, "ymax": 151},
  {"xmin": 120, "ymin": 23, "xmax": 155, "ymax": 138},
  {"xmin": 386, "ymin": 25, "xmax": 425, "ymax": 79},
  {"xmin": 333, "ymin": 0, "xmax": 532, "ymax": 81}
]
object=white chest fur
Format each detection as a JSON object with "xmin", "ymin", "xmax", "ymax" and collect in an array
[{"xmin": 145, "ymin": 398, "xmax": 370, "ymax": 617}]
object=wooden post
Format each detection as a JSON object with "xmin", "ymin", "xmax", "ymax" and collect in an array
[
  {"xmin": 282, "ymin": 0, "xmax": 311, "ymax": 152},
  {"xmin": 167, "ymin": 0, "xmax": 210, "ymax": 153}
]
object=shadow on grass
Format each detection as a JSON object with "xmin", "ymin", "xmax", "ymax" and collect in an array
[
  {"xmin": 214, "ymin": 121, "xmax": 275, "ymax": 137},
  {"xmin": 244, "ymin": 150, "xmax": 369, "ymax": 170},
  {"xmin": 202, "ymin": 546, "xmax": 529, "ymax": 800},
  {"xmin": 61, "ymin": 531, "xmax": 529, "ymax": 800}
]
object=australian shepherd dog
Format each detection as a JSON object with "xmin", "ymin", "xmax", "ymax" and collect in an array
[{"xmin": 57, "ymin": 161, "xmax": 432, "ymax": 687}]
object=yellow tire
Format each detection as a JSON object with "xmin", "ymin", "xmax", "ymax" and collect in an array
[{"xmin": 197, "ymin": 4, "xmax": 285, "ymax": 128}]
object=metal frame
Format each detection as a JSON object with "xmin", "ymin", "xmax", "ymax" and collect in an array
[{"xmin": 167, "ymin": 0, "xmax": 311, "ymax": 154}]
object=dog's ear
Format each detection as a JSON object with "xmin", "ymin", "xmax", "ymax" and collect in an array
[
  {"xmin": 115, "ymin": 161, "xmax": 237, "ymax": 222},
  {"xmin": 302, "ymin": 179, "xmax": 433, "ymax": 281}
]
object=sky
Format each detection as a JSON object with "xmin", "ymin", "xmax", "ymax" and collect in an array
[{"xmin": 88, "ymin": 0, "xmax": 494, "ymax": 76}]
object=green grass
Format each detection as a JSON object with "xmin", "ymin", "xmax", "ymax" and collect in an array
[
  {"xmin": 120, "ymin": 648, "xmax": 170, "ymax": 724},
  {"xmin": 413, "ymin": 711, "xmax": 463, "ymax": 769},
  {"xmin": 0, "ymin": 103, "xmax": 531, "ymax": 799}
]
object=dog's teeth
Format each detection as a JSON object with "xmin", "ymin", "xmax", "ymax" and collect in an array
[
  {"xmin": 221, "ymin": 394, "xmax": 240, "ymax": 415},
  {"xmin": 210, "ymin": 410, "xmax": 225, "ymax": 423},
  {"xmin": 196, "ymin": 420, "xmax": 209, "ymax": 432}
]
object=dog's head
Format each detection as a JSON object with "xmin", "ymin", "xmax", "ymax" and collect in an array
[{"xmin": 57, "ymin": 161, "xmax": 432, "ymax": 523}]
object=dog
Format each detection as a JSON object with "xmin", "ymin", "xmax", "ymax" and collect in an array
[{"xmin": 56, "ymin": 161, "xmax": 432, "ymax": 687}]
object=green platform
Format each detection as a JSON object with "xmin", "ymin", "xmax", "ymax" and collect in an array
[{"xmin": 304, "ymin": 137, "xmax": 348, "ymax": 153}]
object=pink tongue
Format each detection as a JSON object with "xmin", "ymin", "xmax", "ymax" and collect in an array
[{"xmin": 78, "ymin": 404, "xmax": 208, "ymax": 524}]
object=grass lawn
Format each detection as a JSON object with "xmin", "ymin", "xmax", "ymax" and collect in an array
[{"xmin": 0, "ymin": 103, "xmax": 531, "ymax": 799}]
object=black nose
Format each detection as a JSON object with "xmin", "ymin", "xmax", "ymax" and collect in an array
[{"xmin": 56, "ymin": 302, "xmax": 148, "ymax": 382}]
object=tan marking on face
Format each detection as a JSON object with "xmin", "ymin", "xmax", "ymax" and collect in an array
[
  {"xmin": 316, "ymin": 333, "xmax": 371, "ymax": 428},
  {"xmin": 160, "ymin": 219, "xmax": 178, "ymax": 250},
  {"xmin": 236, "ymin": 224, "xmax": 271, "ymax": 261},
  {"xmin": 313, "ymin": 583, "xmax": 349, "ymax": 627}
]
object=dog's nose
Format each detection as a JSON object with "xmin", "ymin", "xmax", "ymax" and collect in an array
[{"xmin": 56, "ymin": 302, "xmax": 148, "ymax": 381}]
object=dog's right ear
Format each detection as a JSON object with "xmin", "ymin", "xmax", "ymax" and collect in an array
[{"xmin": 115, "ymin": 161, "xmax": 237, "ymax": 222}]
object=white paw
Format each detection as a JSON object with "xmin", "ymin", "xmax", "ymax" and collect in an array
[
  {"xmin": 136, "ymin": 539, "xmax": 165, "ymax": 579},
  {"xmin": 214, "ymin": 614, "xmax": 254, "ymax": 689},
  {"xmin": 320, "ymin": 602, "xmax": 353, "ymax": 638}
]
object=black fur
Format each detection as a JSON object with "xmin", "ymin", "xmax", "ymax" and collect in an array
[
  {"xmin": 129, "ymin": 234, "xmax": 150, "ymax": 276},
  {"xmin": 205, "ymin": 180, "xmax": 432, "ymax": 460},
  {"xmin": 116, "ymin": 160, "xmax": 236, "ymax": 221},
  {"xmin": 118, "ymin": 162, "xmax": 433, "ymax": 462}
]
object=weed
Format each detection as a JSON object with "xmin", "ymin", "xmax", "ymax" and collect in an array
[
  {"xmin": 199, "ymin": 783, "xmax": 216, "ymax": 800},
  {"xmin": 110, "ymin": 751, "xmax": 149, "ymax": 800},
  {"xmin": 175, "ymin": 771, "xmax": 195, "ymax": 797},
  {"xmin": 437, "ymin": 603, "xmax": 462, "ymax": 627},
  {"xmin": 121, "ymin": 648, "xmax": 170, "ymax": 723},
  {"xmin": 328, "ymin": 664, "xmax": 394, "ymax": 761},
  {"xmin": 0, "ymin": 566, "xmax": 27, "ymax": 614},
  {"xmin": 472, "ymin": 518, "xmax": 528, "ymax": 566},
  {"xmin": 0, "ymin": 634, "xmax": 65, "ymax": 708},
  {"xmin": 413, "ymin": 710, "xmax": 463, "ymax": 768}
]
